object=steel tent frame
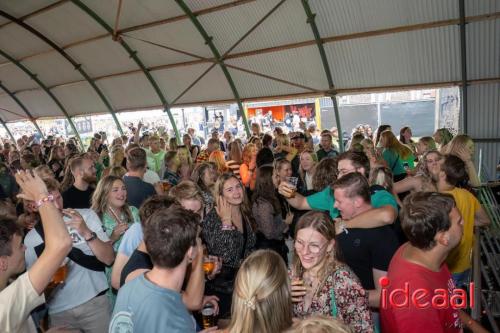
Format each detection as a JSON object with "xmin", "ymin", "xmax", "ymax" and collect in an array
[
  {"xmin": 70, "ymin": 0, "xmax": 180, "ymax": 142},
  {"xmin": 0, "ymin": 48, "xmax": 83, "ymax": 149}
]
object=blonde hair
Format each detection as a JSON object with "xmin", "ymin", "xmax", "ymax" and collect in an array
[
  {"xmin": 380, "ymin": 130, "xmax": 413, "ymax": 159},
  {"xmin": 445, "ymin": 134, "xmax": 473, "ymax": 157},
  {"xmin": 229, "ymin": 250, "xmax": 292, "ymax": 333},
  {"xmin": 34, "ymin": 165, "xmax": 55, "ymax": 181},
  {"xmin": 109, "ymin": 145, "xmax": 125, "ymax": 168},
  {"xmin": 417, "ymin": 136, "xmax": 436, "ymax": 152},
  {"xmin": 242, "ymin": 143, "xmax": 257, "ymax": 165},
  {"xmin": 177, "ymin": 146, "xmax": 193, "ymax": 168},
  {"xmin": 91, "ymin": 175, "xmax": 133, "ymax": 222},
  {"xmin": 299, "ymin": 149, "xmax": 318, "ymax": 185},
  {"xmin": 369, "ymin": 166, "xmax": 393, "ymax": 193},
  {"xmin": 286, "ymin": 315, "xmax": 352, "ymax": 333},
  {"xmin": 276, "ymin": 133, "xmax": 290, "ymax": 147},
  {"xmin": 168, "ymin": 180, "xmax": 204, "ymax": 208},
  {"xmin": 292, "ymin": 211, "xmax": 338, "ymax": 287},
  {"xmin": 108, "ymin": 166, "xmax": 127, "ymax": 178},
  {"xmin": 209, "ymin": 150, "xmax": 228, "ymax": 173}
]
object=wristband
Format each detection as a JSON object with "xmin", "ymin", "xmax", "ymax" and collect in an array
[
  {"xmin": 221, "ymin": 224, "xmax": 235, "ymax": 231},
  {"xmin": 36, "ymin": 194, "xmax": 54, "ymax": 208}
]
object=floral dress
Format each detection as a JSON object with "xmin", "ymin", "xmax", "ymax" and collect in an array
[
  {"xmin": 292, "ymin": 264, "xmax": 374, "ymax": 333},
  {"xmin": 102, "ymin": 206, "xmax": 140, "ymax": 307}
]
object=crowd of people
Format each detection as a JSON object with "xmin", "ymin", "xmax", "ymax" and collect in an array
[{"xmin": 0, "ymin": 121, "xmax": 492, "ymax": 333}]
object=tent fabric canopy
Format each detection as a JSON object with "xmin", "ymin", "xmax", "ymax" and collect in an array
[{"xmin": 0, "ymin": 0, "xmax": 498, "ymax": 124}]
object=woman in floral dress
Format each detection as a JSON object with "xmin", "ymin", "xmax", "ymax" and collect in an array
[{"xmin": 290, "ymin": 211, "xmax": 373, "ymax": 333}]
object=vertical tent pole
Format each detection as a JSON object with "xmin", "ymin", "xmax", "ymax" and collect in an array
[
  {"xmin": 459, "ymin": 0, "xmax": 468, "ymax": 133},
  {"xmin": 301, "ymin": 0, "xmax": 344, "ymax": 152}
]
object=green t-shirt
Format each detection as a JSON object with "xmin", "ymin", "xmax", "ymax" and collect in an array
[
  {"xmin": 306, "ymin": 185, "xmax": 398, "ymax": 219},
  {"xmin": 382, "ymin": 149, "xmax": 407, "ymax": 176},
  {"xmin": 402, "ymin": 154, "xmax": 416, "ymax": 170},
  {"xmin": 95, "ymin": 162, "xmax": 104, "ymax": 182},
  {"xmin": 146, "ymin": 149, "xmax": 166, "ymax": 175}
]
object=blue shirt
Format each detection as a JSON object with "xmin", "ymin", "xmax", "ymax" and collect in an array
[{"xmin": 110, "ymin": 274, "xmax": 195, "ymax": 333}]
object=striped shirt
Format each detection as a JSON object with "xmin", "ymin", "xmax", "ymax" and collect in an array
[{"xmin": 226, "ymin": 160, "xmax": 241, "ymax": 180}]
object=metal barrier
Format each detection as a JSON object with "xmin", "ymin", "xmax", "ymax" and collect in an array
[{"xmin": 473, "ymin": 184, "xmax": 500, "ymax": 332}]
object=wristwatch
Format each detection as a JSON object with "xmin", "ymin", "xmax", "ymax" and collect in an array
[{"xmin": 85, "ymin": 232, "xmax": 98, "ymax": 242}]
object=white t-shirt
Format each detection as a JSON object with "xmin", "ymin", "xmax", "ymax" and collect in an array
[
  {"xmin": 24, "ymin": 209, "xmax": 109, "ymax": 315},
  {"xmin": 117, "ymin": 222, "xmax": 143, "ymax": 257},
  {"xmin": 143, "ymin": 169, "xmax": 160, "ymax": 186},
  {"xmin": 0, "ymin": 271, "xmax": 44, "ymax": 333}
]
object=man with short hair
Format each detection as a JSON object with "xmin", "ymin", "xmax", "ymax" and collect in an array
[
  {"xmin": 0, "ymin": 171, "xmax": 72, "ymax": 332},
  {"xmin": 24, "ymin": 177, "xmax": 114, "ymax": 332},
  {"xmin": 316, "ymin": 132, "xmax": 339, "ymax": 161},
  {"xmin": 110, "ymin": 206, "xmax": 201, "ymax": 332},
  {"xmin": 279, "ymin": 151, "xmax": 397, "ymax": 227},
  {"xmin": 333, "ymin": 173, "xmax": 399, "ymax": 308},
  {"xmin": 380, "ymin": 192, "xmax": 486, "ymax": 333},
  {"xmin": 123, "ymin": 148, "xmax": 156, "ymax": 208},
  {"xmin": 30, "ymin": 143, "xmax": 45, "ymax": 164},
  {"xmin": 437, "ymin": 155, "xmax": 490, "ymax": 288},
  {"xmin": 62, "ymin": 156, "xmax": 96, "ymax": 209},
  {"xmin": 195, "ymin": 138, "xmax": 220, "ymax": 164},
  {"xmin": 187, "ymin": 128, "xmax": 201, "ymax": 147}
]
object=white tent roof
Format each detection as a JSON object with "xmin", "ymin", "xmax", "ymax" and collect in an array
[{"xmin": 0, "ymin": 0, "xmax": 498, "ymax": 124}]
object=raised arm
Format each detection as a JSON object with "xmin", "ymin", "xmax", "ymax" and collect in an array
[
  {"xmin": 181, "ymin": 238, "xmax": 205, "ymax": 311},
  {"xmin": 393, "ymin": 176, "xmax": 421, "ymax": 194},
  {"xmin": 16, "ymin": 171, "xmax": 72, "ymax": 295},
  {"xmin": 277, "ymin": 182, "xmax": 311, "ymax": 211},
  {"xmin": 133, "ymin": 122, "xmax": 142, "ymax": 145},
  {"xmin": 341, "ymin": 205, "xmax": 397, "ymax": 230},
  {"xmin": 453, "ymin": 147, "xmax": 481, "ymax": 187}
]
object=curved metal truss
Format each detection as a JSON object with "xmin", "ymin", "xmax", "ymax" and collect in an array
[
  {"xmin": 0, "ymin": 116, "xmax": 16, "ymax": 146},
  {"xmin": 71, "ymin": 0, "xmax": 180, "ymax": 141},
  {"xmin": 0, "ymin": 48, "xmax": 84, "ymax": 149},
  {"xmin": 0, "ymin": 9, "xmax": 124, "ymax": 135},
  {"xmin": 300, "ymin": 0, "xmax": 343, "ymax": 152},
  {"xmin": 175, "ymin": 0, "xmax": 252, "ymax": 137},
  {"xmin": 0, "ymin": 81, "xmax": 44, "ymax": 137}
]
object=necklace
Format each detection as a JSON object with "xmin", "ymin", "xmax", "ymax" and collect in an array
[
  {"xmin": 302, "ymin": 269, "xmax": 330, "ymax": 312},
  {"xmin": 108, "ymin": 206, "xmax": 124, "ymax": 225}
]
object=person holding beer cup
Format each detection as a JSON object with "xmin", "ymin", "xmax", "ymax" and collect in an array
[
  {"xmin": 202, "ymin": 174, "xmax": 256, "ymax": 320},
  {"xmin": 290, "ymin": 211, "xmax": 373, "ymax": 333},
  {"xmin": 0, "ymin": 171, "xmax": 72, "ymax": 332}
]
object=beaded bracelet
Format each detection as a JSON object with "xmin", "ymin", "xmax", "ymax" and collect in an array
[
  {"xmin": 36, "ymin": 194, "xmax": 54, "ymax": 208},
  {"xmin": 221, "ymin": 224, "xmax": 235, "ymax": 231}
]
